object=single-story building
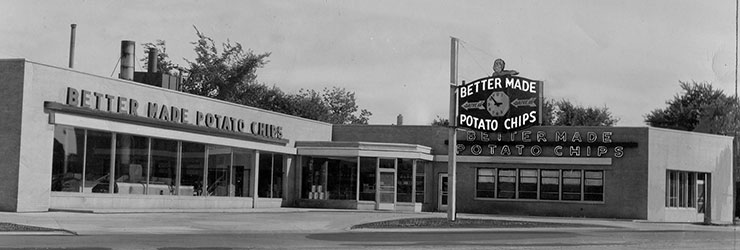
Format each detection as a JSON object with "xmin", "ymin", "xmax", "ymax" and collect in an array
[{"xmin": 0, "ymin": 58, "xmax": 733, "ymax": 223}]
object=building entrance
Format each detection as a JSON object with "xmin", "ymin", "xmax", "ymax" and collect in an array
[
  {"xmin": 377, "ymin": 169, "xmax": 396, "ymax": 210},
  {"xmin": 438, "ymin": 173, "xmax": 448, "ymax": 211}
]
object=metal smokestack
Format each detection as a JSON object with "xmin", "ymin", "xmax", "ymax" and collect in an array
[
  {"xmin": 147, "ymin": 48, "xmax": 158, "ymax": 73},
  {"xmin": 68, "ymin": 24, "xmax": 76, "ymax": 68},
  {"xmin": 120, "ymin": 40, "xmax": 135, "ymax": 80}
]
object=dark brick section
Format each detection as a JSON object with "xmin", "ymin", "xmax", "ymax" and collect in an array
[
  {"xmin": 332, "ymin": 125, "xmax": 449, "ymax": 153},
  {"xmin": 334, "ymin": 124, "xmax": 652, "ymax": 220}
]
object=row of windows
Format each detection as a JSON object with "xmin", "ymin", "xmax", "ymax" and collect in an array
[
  {"xmin": 476, "ymin": 168, "xmax": 604, "ymax": 202},
  {"xmin": 51, "ymin": 125, "xmax": 283, "ymax": 198},
  {"xmin": 301, "ymin": 157, "xmax": 426, "ymax": 203},
  {"xmin": 666, "ymin": 170, "xmax": 707, "ymax": 212}
]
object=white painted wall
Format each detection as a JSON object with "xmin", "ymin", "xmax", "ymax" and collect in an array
[
  {"xmin": 647, "ymin": 127, "xmax": 734, "ymax": 223},
  {"xmin": 3, "ymin": 59, "xmax": 333, "ymax": 212}
]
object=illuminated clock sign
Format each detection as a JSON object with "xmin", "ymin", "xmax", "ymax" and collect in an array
[{"xmin": 457, "ymin": 71, "xmax": 543, "ymax": 133}]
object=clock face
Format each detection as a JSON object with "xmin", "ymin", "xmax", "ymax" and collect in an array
[{"xmin": 486, "ymin": 91, "xmax": 509, "ymax": 117}]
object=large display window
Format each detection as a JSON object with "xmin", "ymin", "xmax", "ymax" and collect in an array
[
  {"xmin": 207, "ymin": 146, "xmax": 233, "ymax": 197},
  {"xmin": 49, "ymin": 125, "xmax": 278, "ymax": 199},
  {"xmin": 114, "ymin": 134, "xmax": 149, "ymax": 195},
  {"xmin": 51, "ymin": 126, "xmax": 85, "ymax": 192},
  {"xmin": 181, "ymin": 142, "xmax": 206, "ymax": 196},
  {"xmin": 150, "ymin": 138, "xmax": 178, "ymax": 195},
  {"xmin": 359, "ymin": 157, "xmax": 376, "ymax": 201},
  {"xmin": 258, "ymin": 153, "xmax": 284, "ymax": 198},
  {"xmin": 86, "ymin": 130, "xmax": 113, "ymax": 193}
]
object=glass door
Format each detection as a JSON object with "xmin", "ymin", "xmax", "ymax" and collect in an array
[
  {"xmin": 439, "ymin": 173, "xmax": 448, "ymax": 211},
  {"xmin": 377, "ymin": 170, "xmax": 396, "ymax": 210}
]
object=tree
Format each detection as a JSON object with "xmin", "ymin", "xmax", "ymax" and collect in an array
[
  {"xmin": 645, "ymin": 81, "xmax": 739, "ymax": 135},
  {"xmin": 431, "ymin": 115, "xmax": 449, "ymax": 126},
  {"xmin": 180, "ymin": 26, "xmax": 271, "ymax": 104},
  {"xmin": 141, "ymin": 27, "xmax": 372, "ymax": 124},
  {"xmin": 550, "ymin": 99, "xmax": 618, "ymax": 126},
  {"xmin": 322, "ymin": 87, "xmax": 372, "ymax": 124}
]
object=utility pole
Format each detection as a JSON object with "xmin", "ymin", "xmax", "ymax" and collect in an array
[{"xmin": 448, "ymin": 37, "xmax": 459, "ymax": 221}]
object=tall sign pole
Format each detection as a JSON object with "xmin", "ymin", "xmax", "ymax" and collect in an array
[{"xmin": 448, "ymin": 37, "xmax": 459, "ymax": 221}]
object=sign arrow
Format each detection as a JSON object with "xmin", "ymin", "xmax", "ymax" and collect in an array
[
  {"xmin": 511, "ymin": 97, "xmax": 537, "ymax": 108},
  {"xmin": 461, "ymin": 100, "xmax": 486, "ymax": 110}
]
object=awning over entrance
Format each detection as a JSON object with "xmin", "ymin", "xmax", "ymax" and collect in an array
[{"xmin": 295, "ymin": 141, "xmax": 433, "ymax": 161}]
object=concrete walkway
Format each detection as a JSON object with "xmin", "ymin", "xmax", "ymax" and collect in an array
[{"xmin": 0, "ymin": 209, "xmax": 736, "ymax": 236}]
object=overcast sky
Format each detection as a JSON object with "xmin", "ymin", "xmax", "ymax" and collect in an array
[{"xmin": 1, "ymin": 0, "xmax": 736, "ymax": 126}]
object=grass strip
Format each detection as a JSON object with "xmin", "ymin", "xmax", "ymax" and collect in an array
[
  {"xmin": 352, "ymin": 217, "xmax": 607, "ymax": 229},
  {"xmin": 0, "ymin": 222, "xmax": 66, "ymax": 232}
]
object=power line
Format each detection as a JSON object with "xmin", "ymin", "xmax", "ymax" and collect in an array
[
  {"xmin": 459, "ymin": 42, "xmax": 490, "ymax": 76},
  {"xmin": 458, "ymin": 39, "xmax": 498, "ymax": 61},
  {"xmin": 110, "ymin": 57, "xmax": 120, "ymax": 77}
]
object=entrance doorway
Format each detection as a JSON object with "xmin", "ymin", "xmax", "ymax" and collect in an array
[
  {"xmin": 438, "ymin": 173, "xmax": 448, "ymax": 211},
  {"xmin": 377, "ymin": 169, "xmax": 396, "ymax": 210}
]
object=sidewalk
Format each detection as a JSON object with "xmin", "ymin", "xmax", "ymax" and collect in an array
[{"xmin": 1, "ymin": 209, "xmax": 736, "ymax": 236}]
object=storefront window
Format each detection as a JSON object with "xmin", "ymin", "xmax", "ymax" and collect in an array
[
  {"xmin": 232, "ymin": 150, "xmax": 253, "ymax": 197},
  {"xmin": 518, "ymin": 169, "xmax": 538, "ymax": 199},
  {"xmin": 562, "ymin": 170, "xmax": 582, "ymax": 201},
  {"xmin": 667, "ymin": 170, "xmax": 678, "ymax": 207},
  {"xmin": 379, "ymin": 158, "xmax": 395, "ymax": 169},
  {"xmin": 678, "ymin": 172, "xmax": 687, "ymax": 207},
  {"xmin": 51, "ymin": 125, "xmax": 85, "ymax": 192},
  {"xmin": 115, "ymin": 134, "xmax": 149, "ymax": 195},
  {"xmin": 396, "ymin": 159, "xmax": 413, "ymax": 202},
  {"xmin": 359, "ymin": 157, "xmax": 376, "ymax": 201},
  {"xmin": 181, "ymin": 141, "xmax": 205, "ymax": 196},
  {"xmin": 326, "ymin": 158, "xmax": 357, "ymax": 200},
  {"xmin": 497, "ymin": 169, "xmax": 516, "ymax": 199},
  {"xmin": 85, "ymin": 130, "xmax": 113, "ymax": 193},
  {"xmin": 208, "ymin": 146, "xmax": 232, "ymax": 197},
  {"xmin": 148, "ymin": 138, "xmax": 178, "ymax": 195},
  {"xmin": 584, "ymin": 170, "xmax": 604, "ymax": 201},
  {"xmin": 666, "ymin": 170, "xmax": 704, "ymax": 209},
  {"xmin": 476, "ymin": 168, "xmax": 495, "ymax": 198},
  {"xmin": 540, "ymin": 170, "xmax": 560, "ymax": 200},
  {"xmin": 301, "ymin": 157, "xmax": 327, "ymax": 199},
  {"xmin": 258, "ymin": 153, "xmax": 283, "ymax": 198},
  {"xmin": 415, "ymin": 161, "xmax": 425, "ymax": 203}
]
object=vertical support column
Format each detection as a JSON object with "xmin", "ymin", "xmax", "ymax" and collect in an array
[
  {"xmin": 296, "ymin": 156, "xmax": 302, "ymax": 201},
  {"xmin": 412, "ymin": 160, "xmax": 417, "ymax": 204},
  {"xmin": 175, "ymin": 141, "xmax": 181, "ymax": 196},
  {"xmin": 283, "ymin": 155, "xmax": 293, "ymax": 206},
  {"xmin": 109, "ymin": 133, "xmax": 117, "ymax": 194},
  {"xmin": 252, "ymin": 151, "xmax": 260, "ymax": 208},
  {"xmin": 356, "ymin": 156, "xmax": 361, "ymax": 201},
  {"xmin": 321, "ymin": 161, "xmax": 328, "ymax": 199}
]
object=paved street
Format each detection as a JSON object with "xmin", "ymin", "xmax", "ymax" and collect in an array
[{"xmin": 0, "ymin": 209, "xmax": 737, "ymax": 249}]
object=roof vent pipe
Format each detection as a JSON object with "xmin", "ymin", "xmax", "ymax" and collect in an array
[
  {"xmin": 68, "ymin": 24, "xmax": 76, "ymax": 68},
  {"xmin": 147, "ymin": 48, "xmax": 158, "ymax": 73},
  {"xmin": 120, "ymin": 40, "xmax": 135, "ymax": 80}
]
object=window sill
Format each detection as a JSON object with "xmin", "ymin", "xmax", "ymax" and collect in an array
[{"xmin": 473, "ymin": 197, "xmax": 605, "ymax": 204}]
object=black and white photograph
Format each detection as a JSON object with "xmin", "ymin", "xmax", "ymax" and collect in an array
[{"xmin": 0, "ymin": 0, "xmax": 739, "ymax": 249}]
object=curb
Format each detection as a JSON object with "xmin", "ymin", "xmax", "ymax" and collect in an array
[{"xmin": 0, "ymin": 230, "xmax": 77, "ymax": 236}]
